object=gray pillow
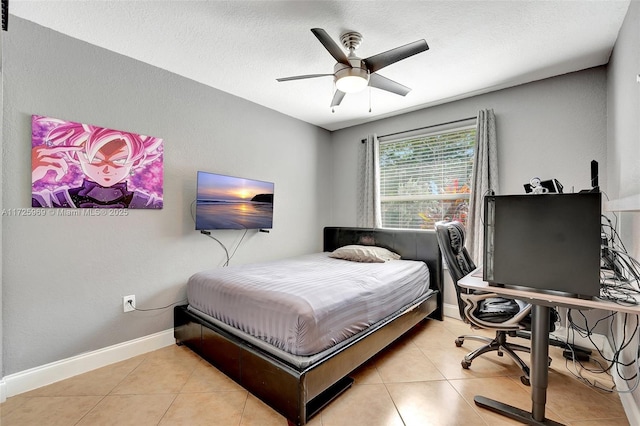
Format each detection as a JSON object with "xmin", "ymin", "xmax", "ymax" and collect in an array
[{"xmin": 329, "ymin": 245, "xmax": 401, "ymax": 263}]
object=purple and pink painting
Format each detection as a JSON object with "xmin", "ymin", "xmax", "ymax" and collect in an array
[{"xmin": 31, "ymin": 115, "xmax": 163, "ymax": 209}]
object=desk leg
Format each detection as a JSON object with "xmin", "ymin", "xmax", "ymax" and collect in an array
[
  {"xmin": 473, "ymin": 304, "xmax": 564, "ymax": 426},
  {"xmin": 531, "ymin": 304, "xmax": 550, "ymax": 420}
]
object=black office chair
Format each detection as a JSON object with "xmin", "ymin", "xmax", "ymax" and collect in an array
[{"xmin": 435, "ymin": 221, "xmax": 556, "ymax": 385}]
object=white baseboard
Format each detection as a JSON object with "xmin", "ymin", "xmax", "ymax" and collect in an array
[
  {"xmin": 618, "ymin": 388, "xmax": 640, "ymax": 426},
  {"xmin": 613, "ymin": 356, "xmax": 640, "ymax": 426},
  {"xmin": 443, "ymin": 302, "xmax": 462, "ymax": 320},
  {"xmin": 1, "ymin": 328, "xmax": 175, "ymax": 402}
]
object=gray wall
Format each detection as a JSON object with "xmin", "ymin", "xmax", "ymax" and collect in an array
[
  {"xmin": 330, "ymin": 67, "xmax": 607, "ymax": 309},
  {"xmin": 330, "ymin": 68, "xmax": 607, "ymax": 226},
  {"xmin": 1, "ymin": 18, "xmax": 332, "ymax": 375},
  {"xmin": 606, "ymin": 0, "xmax": 640, "ymax": 409},
  {"xmin": 608, "ymin": 0, "xmax": 640, "ymax": 240}
]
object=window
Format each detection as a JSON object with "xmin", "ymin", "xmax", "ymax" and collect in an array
[{"xmin": 379, "ymin": 126, "xmax": 476, "ymax": 229}]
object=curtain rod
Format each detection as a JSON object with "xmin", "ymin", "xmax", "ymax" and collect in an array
[{"xmin": 363, "ymin": 116, "xmax": 477, "ymax": 142}]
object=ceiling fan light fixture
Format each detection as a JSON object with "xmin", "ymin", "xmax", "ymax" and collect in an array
[
  {"xmin": 277, "ymin": 28, "xmax": 429, "ymax": 108},
  {"xmin": 334, "ymin": 67, "xmax": 369, "ymax": 93}
]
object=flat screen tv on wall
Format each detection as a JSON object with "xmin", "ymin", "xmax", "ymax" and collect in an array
[{"xmin": 195, "ymin": 171, "xmax": 274, "ymax": 230}]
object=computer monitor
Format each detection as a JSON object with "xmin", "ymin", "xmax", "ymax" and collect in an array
[{"xmin": 483, "ymin": 193, "xmax": 601, "ymax": 299}]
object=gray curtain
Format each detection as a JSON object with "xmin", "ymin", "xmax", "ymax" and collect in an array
[
  {"xmin": 357, "ymin": 134, "xmax": 382, "ymax": 228},
  {"xmin": 467, "ymin": 109, "xmax": 498, "ymax": 263}
]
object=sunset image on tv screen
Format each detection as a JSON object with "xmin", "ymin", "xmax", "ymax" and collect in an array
[{"xmin": 195, "ymin": 171, "xmax": 274, "ymax": 230}]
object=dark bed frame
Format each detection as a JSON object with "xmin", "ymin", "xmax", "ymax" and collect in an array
[{"xmin": 174, "ymin": 227, "xmax": 443, "ymax": 425}]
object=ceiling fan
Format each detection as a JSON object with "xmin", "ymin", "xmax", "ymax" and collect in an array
[{"xmin": 277, "ymin": 28, "xmax": 429, "ymax": 108}]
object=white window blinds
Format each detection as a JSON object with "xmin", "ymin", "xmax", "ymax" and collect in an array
[{"xmin": 379, "ymin": 125, "xmax": 476, "ymax": 229}]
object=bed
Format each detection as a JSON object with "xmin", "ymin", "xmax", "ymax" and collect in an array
[{"xmin": 174, "ymin": 227, "xmax": 443, "ymax": 425}]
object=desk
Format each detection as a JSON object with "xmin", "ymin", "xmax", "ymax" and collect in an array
[{"xmin": 459, "ymin": 267, "xmax": 640, "ymax": 426}]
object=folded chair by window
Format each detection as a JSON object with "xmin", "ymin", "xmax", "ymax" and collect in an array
[{"xmin": 435, "ymin": 221, "xmax": 557, "ymax": 386}]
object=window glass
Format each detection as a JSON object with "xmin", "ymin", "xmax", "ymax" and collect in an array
[{"xmin": 379, "ymin": 126, "xmax": 476, "ymax": 229}]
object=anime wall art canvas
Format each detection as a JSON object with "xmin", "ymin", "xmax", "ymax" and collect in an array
[{"xmin": 31, "ymin": 115, "xmax": 164, "ymax": 209}]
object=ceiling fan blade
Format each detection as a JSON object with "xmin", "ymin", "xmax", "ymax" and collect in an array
[
  {"xmin": 311, "ymin": 28, "xmax": 350, "ymax": 66},
  {"xmin": 276, "ymin": 74, "xmax": 333, "ymax": 82},
  {"xmin": 363, "ymin": 39, "xmax": 429, "ymax": 73},
  {"xmin": 368, "ymin": 73, "xmax": 411, "ymax": 96},
  {"xmin": 331, "ymin": 90, "xmax": 346, "ymax": 107}
]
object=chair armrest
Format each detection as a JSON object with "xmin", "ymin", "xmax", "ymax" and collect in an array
[{"xmin": 461, "ymin": 292, "xmax": 532, "ymax": 331}]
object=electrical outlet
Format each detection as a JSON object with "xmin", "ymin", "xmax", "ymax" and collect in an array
[{"xmin": 123, "ymin": 295, "xmax": 135, "ymax": 313}]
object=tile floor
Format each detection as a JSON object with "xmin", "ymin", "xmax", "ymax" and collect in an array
[{"xmin": 0, "ymin": 317, "xmax": 631, "ymax": 425}]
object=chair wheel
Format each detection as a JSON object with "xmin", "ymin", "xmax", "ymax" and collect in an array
[
  {"xmin": 497, "ymin": 351, "xmax": 503, "ymax": 357},
  {"xmin": 455, "ymin": 338, "xmax": 464, "ymax": 347},
  {"xmin": 520, "ymin": 376, "xmax": 530, "ymax": 386},
  {"xmin": 548, "ymin": 357, "xmax": 552, "ymax": 366},
  {"xmin": 461, "ymin": 360, "xmax": 471, "ymax": 369}
]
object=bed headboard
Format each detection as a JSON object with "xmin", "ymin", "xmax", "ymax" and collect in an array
[{"xmin": 323, "ymin": 227, "xmax": 443, "ymax": 320}]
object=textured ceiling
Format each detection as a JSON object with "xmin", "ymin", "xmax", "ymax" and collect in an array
[{"xmin": 10, "ymin": 1, "xmax": 631, "ymax": 131}]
